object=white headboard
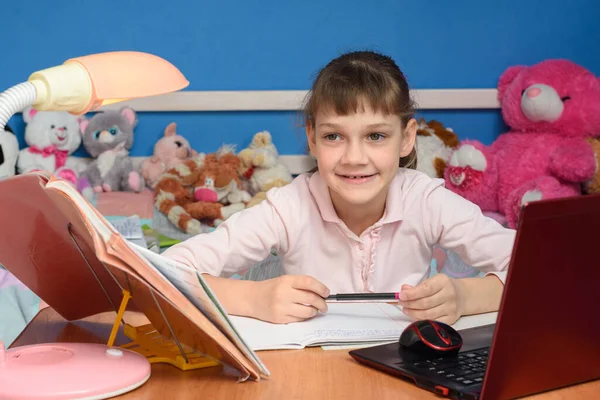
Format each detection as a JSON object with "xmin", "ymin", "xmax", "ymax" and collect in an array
[{"xmin": 100, "ymin": 89, "xmax": 501, "ymax": 175}]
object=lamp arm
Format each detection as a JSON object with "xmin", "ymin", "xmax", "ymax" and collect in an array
[{"xmin": 0, "ymin": 82, "xmax": 37, "ymax": 131}]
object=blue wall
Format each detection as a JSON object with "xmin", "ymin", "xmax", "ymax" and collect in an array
[{"xmin": 4, "ymin": 0, "xmax": 600, "ymax": 158}]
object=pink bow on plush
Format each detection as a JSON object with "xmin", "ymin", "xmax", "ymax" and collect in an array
[{"xmin": 28, "ymin": 145, "xmax": 69, "ymax": 170}]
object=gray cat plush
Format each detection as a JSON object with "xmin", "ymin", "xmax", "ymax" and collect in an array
[{"xmin": 77, "ymin": 106, "xmax": 144, "ymax": 198}]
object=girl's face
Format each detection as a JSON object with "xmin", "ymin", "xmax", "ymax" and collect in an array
[{"xmin": 307, "ymin": 103, "xmax": 416, "ymax": 213}]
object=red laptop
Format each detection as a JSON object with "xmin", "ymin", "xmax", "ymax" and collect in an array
[{"xmin": 349, "ymin": 194, "xmax": 600, "ymax": 399}]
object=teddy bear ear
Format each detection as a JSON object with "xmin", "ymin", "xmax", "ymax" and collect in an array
[
  {"xmin": 22, "ymin": 106, "xmax": 37, "ymax": 123},
  {"xmin": 165, "ymin": 122, "xmax": 177, "ymax": 137},
  {"xmin": 498, "ymin": 65, "xmax": 526, "ymax": 101}
]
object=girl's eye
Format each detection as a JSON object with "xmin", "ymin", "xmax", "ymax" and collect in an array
[
  {"xmin": 324, "ymin": 133, "xmax": 340, "ymax": 141},
  {"xmin": 93, "ymin": 131, "xmax": 101, "ymax": 139},
  {"xmin": 109, "ymin": 127, "xmax": 118, "ymax": 135},
  {"xmin": 368, "ymin": 133, "xmax": 384, "ymax": 141}
]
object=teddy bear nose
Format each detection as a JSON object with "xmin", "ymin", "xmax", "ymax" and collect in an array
[{"xmin": 526, "ymin": 87, "xmax": 542, "ymax": 98}]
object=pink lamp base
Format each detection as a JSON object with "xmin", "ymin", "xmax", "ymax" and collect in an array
[{"xmin": 0, "ymin": 342, "xmax": 151, "ymax": 399}]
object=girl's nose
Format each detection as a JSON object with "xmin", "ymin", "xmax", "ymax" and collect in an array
[{"xmin": 343, "ymin": 143, "xmax": 368, "ymax": 164}]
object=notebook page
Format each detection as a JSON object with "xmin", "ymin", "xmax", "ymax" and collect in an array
[
  {"xmin": 228, "ymin": 316, "xmax": 311, "ymax": 350},
  {"xmin": 301, "ymin": 303, "xmax": 410, "ymax": 346},
  {"xmin": 229, "ymin": 303, "xmax": 411, "ymax": 351},
  {"xmin": 452, "ymin": 311, "xmax": 498, "ymax": 330},
  {"xmin": 321, "ymin": 312, "xmax": 498, "ymax": 350}
]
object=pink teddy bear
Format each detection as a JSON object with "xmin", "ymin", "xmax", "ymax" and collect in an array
[
  {"xmin": 444, "ymin": 59, "xmax": 600, "ymax": 228},
  {"xmin": 141, "ymin": 122, "xmax": 199, "ymax": 188}
]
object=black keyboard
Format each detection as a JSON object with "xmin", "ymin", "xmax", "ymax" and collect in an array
[{"xmin": 407, "ymin": 348, "xmax": 489, "ymax": 386}]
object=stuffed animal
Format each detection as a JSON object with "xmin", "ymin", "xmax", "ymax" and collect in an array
[
  {"xmin": 237, "ymin": 131, "xmax": 293, "ymax": 208},
  {"xmin": 154, "ymin": 146, "xmax": 250, "ymax": 233},
  {"xmin": 415, "ymin": 118, "xmax": 459, "ymax": 178},
  {"xmin": 0, "ymin": 125, "xmax": 18, "ymax": 179},
  {"xmin": 77, "ymin": 107, "xmax": 144, "ymax": 199},
  {"xmin": 16, "ymin": 107, "xmax": 83, "ymax": 185},
  {"xmin": 584, "ymin": 137, "xmax": 600, "ymax": 194},
  {"xmin": 444, "ymin": 59, "xmax": 600, "ymax": 228},
  {"xmin": 141, "ymin": 122, "xmax": 199, "ymax": 188}
]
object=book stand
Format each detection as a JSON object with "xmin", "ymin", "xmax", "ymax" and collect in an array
[
  {"xmin": 67, "ymin": 223, "xmax": 221, "ymax": 371},
  {"xmin": 0, "ymin": 223, "xmax": 220, "ymax": 400}
]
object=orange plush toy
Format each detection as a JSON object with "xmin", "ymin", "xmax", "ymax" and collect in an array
[
  {"xmin": 584, "ymin": 137, "xmax": 600, "ymax": 194},
  {"xmin": 154, "ymin": 147, "xmax": 251, "ymax": 234}
]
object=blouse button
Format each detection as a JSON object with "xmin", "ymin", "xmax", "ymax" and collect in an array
[{"xmin": 358, "ymin": 242, "xmax": 364, "ymax": 250}]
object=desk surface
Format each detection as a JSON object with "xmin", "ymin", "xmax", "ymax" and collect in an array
[{"xmin": 11, "ymin": 308, "xmax": 599, "ymax": 399}]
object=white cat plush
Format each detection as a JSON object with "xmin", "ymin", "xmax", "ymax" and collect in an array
[{"xmin": 17, "ymin": 106, "xmax": 84, "ymax": 184}]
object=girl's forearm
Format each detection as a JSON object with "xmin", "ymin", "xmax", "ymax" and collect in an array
[{"xmin": 202, "ymin": 274, "xmax": 261, "ymax": 318}]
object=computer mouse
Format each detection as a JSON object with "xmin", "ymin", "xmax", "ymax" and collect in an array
[{"xmin": 399, "ymin": 320, "xmax": 462, "ymax": 356}]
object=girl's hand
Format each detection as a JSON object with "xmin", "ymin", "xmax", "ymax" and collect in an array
[
  {"xmin": 397, "ymin": 274, "xmax": 465, "ymax": 325},
  {"xmin": 252, "ymin": 275, "xmax": 330, "ymax": 324}
]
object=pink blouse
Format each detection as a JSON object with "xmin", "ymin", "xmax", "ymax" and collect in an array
[{"xmin": 162, "ymin": 169, "xmax": 516, "ymax": 293}]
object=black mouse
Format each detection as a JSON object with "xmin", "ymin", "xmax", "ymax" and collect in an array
[{"xmin": 399, "ymin": 320, "xmax": 462, "ymax": 356}]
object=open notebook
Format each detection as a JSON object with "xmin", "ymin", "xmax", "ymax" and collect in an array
[
  {"xmin": 0, "ymin": 172, "xmax": 268, "ymax": 382},
  {"xmin": 230, "ymin": 303, "xmax": 498, "ymax": 351}
]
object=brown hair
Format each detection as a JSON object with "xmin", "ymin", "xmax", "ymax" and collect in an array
[{"xmin": 303, "ymin": 50, "xmax": 417, "ymax": 170}]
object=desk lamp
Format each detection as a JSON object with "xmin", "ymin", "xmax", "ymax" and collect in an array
[
  {"xmin": 0, "ymin": 51, "xmax": 189, "ymax": 178},
  {"xmin": 0, "ymin": 51, "xmax": 189, "ymax": 399}
]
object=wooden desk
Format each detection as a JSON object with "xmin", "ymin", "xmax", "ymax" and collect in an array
[{"xmin": 11, "ymin": 308, "xmax": 598, "ymax": 399}]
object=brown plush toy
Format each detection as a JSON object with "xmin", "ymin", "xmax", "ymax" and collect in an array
[
  {"xmin": 154, "ymin": 146, "xmax": 250, "ymax": 234},
  {"xmin": 584, "ymin": 137, "xmax": 600, "ymax": 194}
]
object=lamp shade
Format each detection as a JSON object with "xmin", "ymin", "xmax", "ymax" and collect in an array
[
  {"xmin": 27, "ymin": 51, "xmax": 189, "ymax": 115},
  {"xmin": 66, "ymin": 51, "xmax": 189, "ymax": 113}
]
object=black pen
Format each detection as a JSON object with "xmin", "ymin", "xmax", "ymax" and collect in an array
[{"xmin": 325, "ymin": 292, "xmax": 400, "ymax": 302}]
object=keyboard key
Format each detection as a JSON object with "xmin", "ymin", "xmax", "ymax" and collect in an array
[
  {"xmin": 475, "ymin": 377, "xmax": 484, "ymax": 383},
  {"xmin": 465, "ymin": 373, "xmax": 484, "ymax": 380},
  {"xmin": 463, "ymin": 380, "xmax": 474, "ymax": 385},
  {"xmin": 435, "ymin": 361, "xmax": 459, "ymax": 369}
]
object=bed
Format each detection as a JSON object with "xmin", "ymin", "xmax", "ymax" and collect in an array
[{"xmin": 1, "ymin": 88, "xmax": 498, "ymax": 345}]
